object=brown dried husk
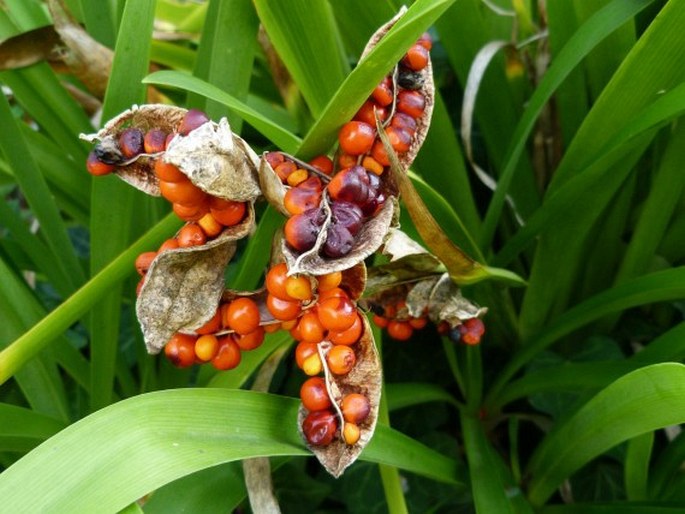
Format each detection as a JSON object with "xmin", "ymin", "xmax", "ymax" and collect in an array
[
  {"xmin": 297, "ymin": 315, "xmax": 381, "ymax": 477},
  {"xmin": 359, "ymin": 8, "xmax": 434, "ymax": 173},
  {"xmin": 80, "ymin": 104, "xmax": 262, "ymax": 202},
  {"xmin": 137, "ymin": 206, "xmax": 255, "ymax": 354},
  {"xmin": 426, "ymin": 273, "xmax": 487, "ymax": 327},
  {"xmin": 364, "ymin": 229, "xmax": 446, "ymax": 296}
]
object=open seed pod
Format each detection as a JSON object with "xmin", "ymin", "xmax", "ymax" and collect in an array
[
  {"xmin": 80, "ymin": 104, "xmax": 261, "ymax": 202},
  {"xmin": 137, "ymin": 205, "xmax": 255, "ymax": 354},
  {"xmin": 359, "ymin": 7, "xmax": 434, "ymax": 173},
  {"xmin": 297, "ymin": 314, "xmax": 381, "ymax": 478},
  {"xmin": 81, "ymin": 104, "xmax": 185, "ymax": 194}
]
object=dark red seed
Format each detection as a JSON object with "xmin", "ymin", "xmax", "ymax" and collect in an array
[
  {"xmin": 330, "ymin": 201, "xmax": 364, "ymax": 236},
  {"xmin": 302, "ymin": 410, "xmax": 338, "ymax": 446},
  {"xmin": 143, "ymin": 129, "xmax": 168, "ymax": 153},
  {"xmin": 178, "ymin": 109, "xmax": 209, "ymax": 135},
  {"xmin": 323, "ymin": 224, "xmax": 354, "ymax": 258},
  {"xmin": 118, "ymin": 128, "xmax": 144, "ymax": 159}
]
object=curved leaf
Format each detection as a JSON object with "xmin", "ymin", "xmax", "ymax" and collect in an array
[
  {"xmin": 527, "ymin": 363, "xmax": 685, "ymax": 506},
  {"xmin": 0, "ymin": 390, "xmax": 463, "ymax": 513}
]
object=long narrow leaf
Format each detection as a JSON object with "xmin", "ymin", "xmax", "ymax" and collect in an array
[{"xmin": 0, "ymin": 390, "xmax": 463, "ymax": 512}]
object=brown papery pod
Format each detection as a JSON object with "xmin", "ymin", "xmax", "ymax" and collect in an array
[
  {"xmin": 137, "ymin": 206, "xmax": 255, "ymax": 353},
  {"xmin": 80, "ymin": 105, "xmax": 261, "ymax": 202},
  {"xmin": 297, "ymin": 315, "xmax": 381, "ymax": 477},
  {"xmin": 426, "ymin": 273, "xmax": 487, "ymax": 328},
  {"xmin": 364, "ymin": 229, "xmax": 446, "ymax": 296}
]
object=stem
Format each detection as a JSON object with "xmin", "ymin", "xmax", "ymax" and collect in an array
[
  {"xmin": 464, "ymin": 344, "xmax": 483, "ymax": 412},
  {"xmin": 280, "ymin": 152, "xmax": 331, "ymax": 182},
  {"xmin": 0, "ymin": 214, "xmax": 181, "ymax": 385},
  {"xmin": 441, "ymin": 338, "xmax": 466, "ymax": 398}
]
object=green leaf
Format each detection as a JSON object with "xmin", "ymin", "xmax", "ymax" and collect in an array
[
  {"xmin": 526, "ymin": 363, "xmax": 685, "ymax": 506},
  {"xmin": 252, "ymin": 0, "xmax": 349, "ymax": 118},
  {"xmin": 480, "ymin": 0, "xmax": 656, "ymax": 250},
  {"xmin": 143, "ymin": 71, "xmax": 302, "ymax": 154},
  {"xmin": 540, "ymin": 503, "xmax": 685, "ymax": 514},
  {"xmin": 0, "ymin": 403, "xmax": 65, "ymax": 452},
  {"xmin": 625, "ymin": 432, "xmax": 653, "ymax": 501},
  {"xmin": 0, "ymin": 390, "xmax": 463, "ymax": 512},
  {"xmin": 385, "ymin": 382, "xmax": 460, "ymax": 411},
  {"xmin": 0, "ymin": 93, "xmax": 85, "ymax": 296},
  {"xmin": 520, "ymin": 0, "xmax": 685, "ymax": 336},
  {"xmin": 0, "ymin": 214, "xmax": 181, "ymax": 387},
  {"xmin": 486, "ymin": 267, "xmax": 685, "ymax": 407},
  {"xmin": 189, "ymin": 0, "xmax": 259, "ymax": 132},
  {"xmin": 91, "ymin": 0, "xmax": 156, "ymax": 411}
]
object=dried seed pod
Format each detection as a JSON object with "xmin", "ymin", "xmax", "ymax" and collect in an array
[
  {"xmin": 297, "ymin": 315, "xmax": 381, "ymax": 478},
  {"xmin": 137, "ymin": 205, "xmax": 256, "ymax": 354}
]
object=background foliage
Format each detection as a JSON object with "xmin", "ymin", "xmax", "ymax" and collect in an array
[{"xmin": 0, "ymin": 0, "xmax": 684, "ymax": 512}]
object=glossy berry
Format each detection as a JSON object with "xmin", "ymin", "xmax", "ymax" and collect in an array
[
  {"xmin": 303, "ymin": 353, "xmax": 323, "ymax": 376},
  {"xmin": 284, "ymin": 208, "xmax": 325, "ymax": 253},
  {"xmin": 460, "ymin": 318, "xmax": 485, "ymax": 345},
  {"xmin": 317, "ymin": 296, "xmax": 357, "ymax": 332},
  {"xmin": 134, "ymin": 251, "xmax": 157, "ymax": 275},
  {"xmin": 328, "ymin": 312, "xmax": 363, "ymax": 346},
  {"xmin": 372, "ymin": 314, "xmax": 389, "ymax": 329},
  {"xmin": 165, "ymin": 333, "xmax": 197, "ymax": 368},
  {"xmin": 234, "ymin": 327, "xmax": 265, "ymax": 351},
  {"xmin": 265, "ymin": 151, "xmax": 285, "ymax": 169},
  {"xmin": 387, "ymin": 320, "xmax": 413, "ymax": 341},
  {"xmin": 327, "ymin": 166, "xmax": 371, "ymax": 205},
  {"xmin": 284, "ymin": 186, "xmax": 321, "ymax": 216},
  {"xmin": 286, "ymin": 168, "xmax": 309, "ymax": 187},
  {"xmin": 397, "ymin": 90, "xmax": 426, "ymax": 119},
  {"xmin": 391, "ymin": 112, "xmax": 418, "ymax": 134},
  {"xmin": 316, "ymin": 271, "xmax": 342, "ymax": 292},
  {"xmin": 173, "ymin": 201, "xmax": 208, "ymax": 222},
  {"xmin": 194, "ymin": 334, "xmax": 219, "ymax": 361},
  {"xmin": 177, "ymin": 223, "xmax": 207, "ymax": 247},
  {"xmin": 362, "ymin": 155, "xmax": 384, "ymax": 175},
  {"xmin": 209, "ymin": 198, "xmax": 246, "ymax": 226},
  {"xmin": 300, "ymin": 376, "xmax": 332, "ymax": 411},
  {"xmin": 354, "ymin": 100, "xmax": 387, "ymax": 127},
  {"xmin": 385, "ymin": 126, "xmax": 412, "ymax": 153},
  {"xmin": 159, "ymin": 180, "xmax": 207, "ymax": 206},
  {"xmin": 154, "ymin": 159, "xmax": 187, "ymax": 182},
  {"xmin": 196, "ymin": 309, "xmax": 222, "ymax": 335},
  {"xmin": 297, "ymin": 311, "xmax": 326, "ymax": 344},
  {"xmin": 338, "ymin": 121, "xmax": 375, "ymax": 155},
  {"xmin": 224, "ymin": 297, "xmax": 260, "ymax": 335},
  {"xmin": 308, "ymin": 155, "xmax": 334, "ymax": 175},
  {"xmin": 143, "ymin": 129, "xmax": 167, "ymax": 153},
  {"xmin": 86, "ymin": 151, "xmax": 115, "ymax": 176},
  {"xmin": 317, "ymin": 287, "xmax": 349, "ymax": 302},
  {"xmin": 158, "ymin": 238, "xmax": 179, "ymax": 252},
  {"xmin": 326, "ymin": 344, "xmax": 356, "ymax": 375},
  {"xmin": 302, "ymin": 410, "xmax": 338, "ymax": 446},
  {"xmin": 211, "ymin": 336, "xmax": 241, "ymax": 370},
  {"xmin": 274, "ymin": 160, "xmax": 297, "ymax": 182},
  {"xmin": 285, "ymin": 274, "xmax": 313, "ymax": 301},
  {"xmin": 178, "ymin": 109, "xmax": 209, "ymax": 135},
  {"xmin": 409, "ymin": 317, "xmax": 428, "ymax": 329},
  {"xmin": 343, "ymin": 422, "xmax": 361, "ymax": 445},
  {"xmin": 266, "ymin": 294, "xmax": 302, "ymax": 321},
  {"xmin": 338, "ymin": 153, "xmax": 357, "ymax": 169},
  {"xmin": 372, "ymin": 76, "xmax": 393, "ymax": 106},
  {"xmin": 323, "ymin": 224, "xmax": 354, "ymax": 258},
  {"xmin": 370, "ymin": 139, "xmax": 391, "ymax": 167},
  {"xmin": 295, "ymin": 341, "xmax": 319, "ymax": 369},
  {"xmin": 330, "ymin": 201, "xmax": 364, "ymax": 236},
  {"xmin": 402, "ymin": 43, "xmax": 430, "ymax": 71},
  {"xmin": 118, "ymin": 128, "xmax": 144, "ymax": 159},
  {"xmin": 266, "ymin": 263, "xmax": 292, "ymax": 300},
  {"xmin": 341, "ymin": 393, "xmax": 370, "ymax": 423}
]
